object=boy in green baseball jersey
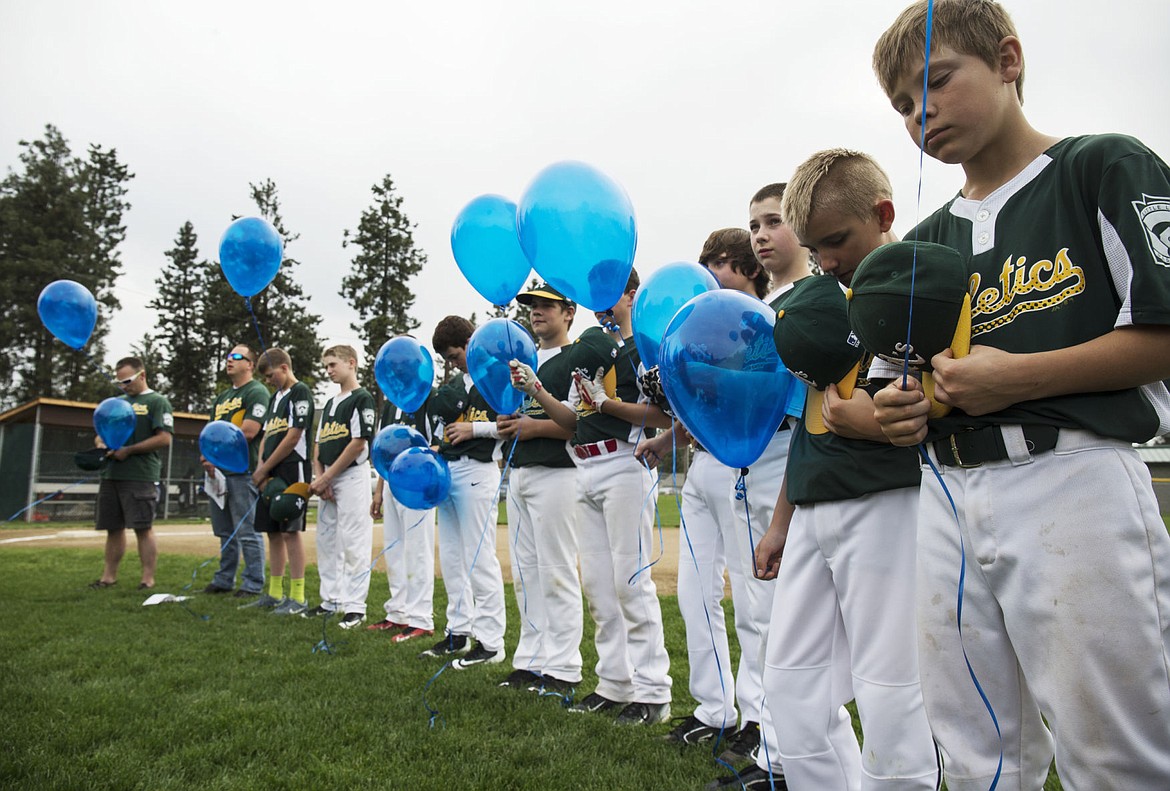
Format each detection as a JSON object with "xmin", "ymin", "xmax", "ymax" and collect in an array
[
  {"xmin": 90, "ymin": 357, "xmax": 173, "ymax": 590},
  {"xmin": 248, "ymin": 348, "xmax": 314, "ymax": 615},
  {"xmin": 305, "ymin": 345, "xmax": 376, "ymax": 630},
  {"xmin": 419, "ymin": 316, "xmax": 508, "ymax": 668},
  {"xmin": 203, "ymin": 343, "xmax": 269, "ymax": 597},
  {"xmin": 870, "ymin": 2, "xmax": 1170, "ymax": 788}
]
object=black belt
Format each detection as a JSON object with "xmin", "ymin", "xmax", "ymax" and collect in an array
[{"xmin": 933, "ymin": 425, "xmax": 1059, "ymax": 468}]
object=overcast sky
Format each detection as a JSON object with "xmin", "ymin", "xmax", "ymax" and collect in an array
[{"xmin": 3, "ymin": 0, "xmax": 1167, "ymax": 397}]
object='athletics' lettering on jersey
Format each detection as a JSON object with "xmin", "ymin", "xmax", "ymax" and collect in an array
[
  {"xmin": 970, "ymin": 247, "xmax": 1085, "ymax": 336},
  {"xmin": 215, "ymin": 397, "xmax": 243, "ymax": 422},
  {"xmin": 318, "ymin": 420, "xmax": 351, "ymax": 444}
]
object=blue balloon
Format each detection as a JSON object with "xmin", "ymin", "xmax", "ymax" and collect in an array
[
  {"xmin": 37, "ymin": 280, "xmax": 97, "ymax": 350},
  {"xmin": 466, "ymin": 318, "xmax": 538, "ymax": 416},
  {"xmin": 632, "ymin": 262, "xmax": 720, "ymax": 371},
  {"xmin": 389, "ymin": 447, "xmax": 452, "ymax": 510},
  {"xmin": 374, "ymin": 337, "xmax": 434, "ymax": 415},
  {"xmin": 93, "ymin": 397, "xmax": 136, "ymax": 452},
  {"xmin": 516, "ymin": 161, "xmax": 637, "ymax": 312},
  {"xmin": 658, "ymin": 290, "xmax": 793, "ymax": 469},
  {"xmin": 218, "ymin": 217, "xmax": 283, "ymax": 298},
  {"xmin": 451, "ymin": 194, "xmax": 532, "ymax": 306},
  {"xmin": 371, "ymin": 424, "xmax": 429, "ymax": 481},
  {"xmin": 198, "ymin": 421, "xmax": 250, "ymax": 474}
]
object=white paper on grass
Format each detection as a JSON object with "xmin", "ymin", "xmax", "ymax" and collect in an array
[{"xmin": 142, "ymin": 593, "xmax": 191, "ymax": 606}]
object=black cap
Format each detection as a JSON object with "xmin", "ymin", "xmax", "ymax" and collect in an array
[{"xmin": 516, "ymin": 282, "xmax": 576, "ymax": 308}]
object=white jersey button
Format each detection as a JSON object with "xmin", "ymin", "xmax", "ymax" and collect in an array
[
  {"xmin": 978, "ymin": 232, "xmax": 990, "ymax": 245},
  {"xmin": 976, "ymin": 209, "xmax": 990, "ymax": 221}
]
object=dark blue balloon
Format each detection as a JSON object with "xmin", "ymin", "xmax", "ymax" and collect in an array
[
  {"xmin": 451, "ymin": 194, "xmax": 532, "ymax": 306},
  {"xmin": 466, "ymin": 318, "xmax": 538, "ymax": 416},
  {"xmin": 658, "ymin": 290, "xmax": 793, "ymax": 469},
  {"xmin": 199, "ymin": 421, "xmax": 250, "ymax": 474},
  {"xmin": 93, "ymin": 397, "xmax": 136, "ymax": 452},
  {"xmin": 37, "ymin": 280, "xmax": 97, "ymax": 350},
  {"xmin": 374, "ymin": 337, "xmax": 434, "ymax": 415},
  {"xmin": 516, "ymin": 161, "xmax": 637, "ymax": 312},
  {"xmin": 218, "ymin": 217, "xmax": 283, "ymax": 298},
  {"xmin": 389, "ymin": 447, "xmax": 452, "ymax": 510},
  {"xmin": 371, "ymin": 424, "xmax": 429, "ymax": 481},
  {"xmin": 631, "ymin": 262, "xmax": 720, "ymax": 371}
]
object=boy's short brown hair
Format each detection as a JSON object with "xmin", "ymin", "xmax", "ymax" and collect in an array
[
  {"xmin": 699, "ymin": 228, "xmax": 769, "ymax": 299},
  {"xmin": 750, "ymin": 183, "xmax": 787, "ymax": 206},
  {"xmin": 781, "ymin": 149, "xmax": 892, "ymax": 242},
  {"xmin": 432, "ymin": 316, "xmax": 475, "ymax": 353},
  {"xmin": 257, "ymin": 347, "xmax": 292, "ymax": 374},
  {"xmin": 873, "ymin": 0, "xmax": 1024, "ymax": 102},
  {"xmin": 115, "ymin": 356, "xmax": 145, "ymax": 373},
  {"xmin": 322, "ymin": 344, "xmax": 359, "ymax": 364}
]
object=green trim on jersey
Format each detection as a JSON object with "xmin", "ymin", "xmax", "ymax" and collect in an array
[
  {"xmin": 912, "ymin": 134, "xmax": 1170, "ymax": 443},
  {"xmin": 211, "ymin": 379, "xmax": 270, "ymax": 472},
  {"xmin": 571, "ymin": 327, "xmax": 654, "ymax": 445},
  {"xmin": 511, "ymin": 345, "xmax": 575, "ymax": 468},
  {"xmin": 785, "ymin": 360, "xmax": 920, "ymax": 504},
  {"xmin": 102, "ymin": 390, "xmax": 174, "ymax": 482},
  {"xmin": 316, "ymin": 387, "xmax": 376, "ymax": 469},
  {"xmin": 432, "ymin": 374, "xmax": 498, "ymax": 463},
  {"xmin": 261, "ymin": 380, "xmax": 314, "ymax": 462}
]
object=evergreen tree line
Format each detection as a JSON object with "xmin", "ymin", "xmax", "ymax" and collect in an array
[{"xmin": 1, "ymin": 124, "xmax": 452, "ymax": 415}]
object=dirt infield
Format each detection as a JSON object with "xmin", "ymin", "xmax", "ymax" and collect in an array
[{"xmin": 0, "ymin": 522, "xmax": 686, "ymax": 596}]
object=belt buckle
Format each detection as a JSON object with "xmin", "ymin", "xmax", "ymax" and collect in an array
[{"xmin": 948, "ymin": 432, "xmax": 982, "ymax": 469}]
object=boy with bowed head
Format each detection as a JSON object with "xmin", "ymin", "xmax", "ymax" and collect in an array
[
  {"xmin": 741, "ymin": 149, "xmax": 936, "ymax": 791},
  {"xmin": 635, "ymin": 228, "xmax": 784, "ymax": 779},
  {"xmin": 495, "ymin": 283, "xmax": 583, "ymax": 695},
  {"xmin": 247, "ymin": 348, "xmax": 314, "ymax": 615},
  {"xmin": 203, "ymin": 343, "xmax": 269, "ymax": 597},
  {"xmin": 303, "ymin": 345, "xmax": 376, "ymax": 630},
  {"xmin": 419, "ymin": 315, "xmax": 508, "ymax": 669},
  {"xmin": 511, "ymin": 269, "xmax": 675, "ymax": 726},
  {"xmin": 871, "ymin": 1, "xmax": 1170, "ymax": 787}
]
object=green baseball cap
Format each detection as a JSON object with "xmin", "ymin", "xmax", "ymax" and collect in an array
[
  {"xmin": 845, "ymin": 241, "xmax": 971, "ymax": 371},
  {"xmin": 772, "ymin": 275, "xmax": 865, "ymax": 392},
  {"xmin": 74, "ymin": 447, "xmax": 109, "ymax": 472},
  {"xmin": 516, "ymin": 282, "xmax": 576, "ymax": 308},
  {"xmin": 269, "ymin": 482, "xmax": 310, "ymax": 522},
  {"xmin": 261, "ymin": 476, "xmax": 289, "ymax": 506}
]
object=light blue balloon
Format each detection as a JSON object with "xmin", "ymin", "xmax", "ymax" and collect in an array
[
  {"xmin": 466, "ymin": 318, "xmax": 537, "ymax": 416},
  {"xmin": 198, "ymin": 421, "xmax": 250, "ymax": 474},
  {"xmin": 218, "ymin": 216, "xmax": 283, "ymax": 298},
  {"xmin": 631, "ymin": 262, "xmax": 720, "ymax": 371},
  {"xmin": 93, "ymin": 397, "xmax": 136, "ymax": 452},
  {"xmin": 371, "ymin": 424, "xmax": 429, "ymax": 481},
  {"xmin": 451, "ymin": 194, "xmax": 532, "ymax": 306},
  {"xmin": 516, "ymin": 161, "xmax": 637, "ymax": 313},
  {"xmin": 37, "ymin": 280, "xmax": 97, "ymax": 350},
  {"xmin": 374, "ymin": 337, "xmax": 434, "ymax": 415},
  {"xmin": 658, "ymin": 290, "xmax": 793, "ymax": 469},
  {"xmin": 389, "ymin": 447, "xmax": 452, "ymax": 510}
]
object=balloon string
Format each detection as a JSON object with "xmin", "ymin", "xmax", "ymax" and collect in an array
[
  {"xmin": 83, "ymin": 350, "xmax": 118, "ymax": 387},
  {"xmin": 672, "ymin": 432, "xmax": 736, "ymax": 771},
  {"xmin": 901, "ymin": 3, "xmax": 1001, "ymax": 788},
  {"xmin": 6, "ymin": 476, "xmax": 95, "ymax": 522},
  {"xmin": 243, "ymin": 297, "xmax": 273, "ymax": 367},
  {"xmin": 627, "ymin": 355, "xmax": 665, "ymax": 586},
  {"xmin": 177, "ymin": 487, "xmax": 261, "ymax": 621},
  {"xmin": 423, "ymin": 430, "xmax": 519, "ymax": 723}
]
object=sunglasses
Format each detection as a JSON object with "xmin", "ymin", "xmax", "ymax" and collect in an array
[
  {"xmin": 226, "ymin": 352, "xmax": 253, "ymax": 362},
  {"xmin": 116, "ymin": 373, "xmax": 140, "ymax": 386}
]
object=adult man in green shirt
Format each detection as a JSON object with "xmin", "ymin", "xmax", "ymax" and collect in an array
[
  {"xmin": 202, "ymin": 344, "xmax": 269, "ymax": 597},
  {"xmin": 90, "ymin": 356, "xmax": 174, "ymax": 590}
]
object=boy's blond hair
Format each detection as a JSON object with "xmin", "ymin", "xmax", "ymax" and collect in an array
[
  {"xmin": 322, "ymin": 344, "xmax": 359, "ymax": 364},
  {"xmin": 781, "ymin": 149, "xmax": 892, "ymax": 241},
  {"xmin": 873, "ymin": 0, "xmax": 1024, "ymax": 102}
]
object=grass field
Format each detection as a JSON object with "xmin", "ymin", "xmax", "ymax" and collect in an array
[{"xmin": 0, "ymin": 542, "xmax": 1070, "ymax": 789}]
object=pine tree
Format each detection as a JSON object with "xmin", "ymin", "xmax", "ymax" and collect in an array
[
  {"xmin": 148, "ymin": 221, "xmax": 213, "ymax": 412},
  {"xmin": 204, "ymin": 179, "xmax": 322, "ymax": 393},
  {"xmin": 339, "ymin": 174, "xmax": 426, "ymax": 398},
  {"xmin": 0, "ymin": 125, "xmax": 132, "ymax": 408}
]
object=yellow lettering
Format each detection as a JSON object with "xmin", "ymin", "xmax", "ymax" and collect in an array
[{"xmin": 970, "ymin": 247, "xmax": 1085, "ymax": 336}]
